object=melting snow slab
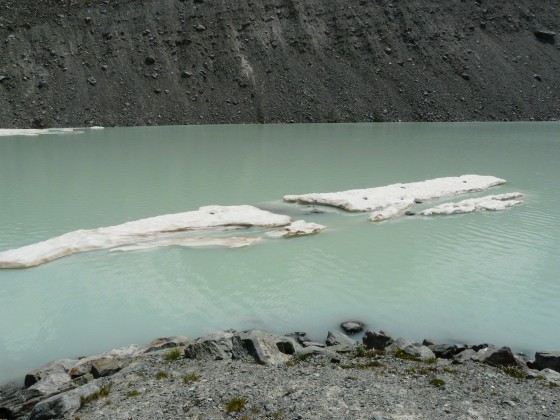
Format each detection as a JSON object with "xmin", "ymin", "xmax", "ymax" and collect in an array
[{"xmin": 284, "ymin": 175, "xmax": 507, "ymax": 221}]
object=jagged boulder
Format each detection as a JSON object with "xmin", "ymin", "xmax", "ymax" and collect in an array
[
  {"xmin": 28, "ymin": 373, "xmax": 74, "ymax": 396},
  {"xmin": 325, "ymin": 331, "xmax": 357, "ymax": 349},
  {"xmin": 234, "ymin": 330, "xmax": 301, "ymax": 365},
  {"xmin": 24, "ymin": 359, "xmax": 78, "ymax": 388},
  {"xmin": 142, "ymin": 336, "xmax": 191, "ymax": 353},
  {"xmin": 362, "ymin": 330, "xmax": 394, "ymax": 350},
  {"xmin": 452, "ymin": 349, "xmax": 477, "ymax": 364},
  {"xmin": 534, "ymin": 351, "xmax": 560, "ymax": 372},
  {"xmin": 476, "ymin": 346, "xmax": 526, "ymax": 369},
  {"xmin": 184, "ymin": 330, "xmax": 302, "ymax": 365},
  {"xmin": 28, "ymin": 381, "xmax": 101, "ymax": 420},
  {"xmin": 184, "ymin": 332, "xmax": 235, "ymax": 361},
  {"xmin": 429, "ymin": 344, "xmax": 467, "ymax": 359}
]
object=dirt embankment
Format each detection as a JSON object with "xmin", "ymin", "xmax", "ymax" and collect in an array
[{"xmin": 0, "ymin": 0, "xmax": 559, "ymax": 128}]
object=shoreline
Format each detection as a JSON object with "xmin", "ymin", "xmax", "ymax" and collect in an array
[{"xmin": 2, "ymin": 326, "xmax": 559, "ymax": 419}]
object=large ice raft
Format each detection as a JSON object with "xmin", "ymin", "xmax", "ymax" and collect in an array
[
  {"xmin": 0, "ymin": 205, "xmax": 292, "ymax": 269},
  {"xmin": 284, "ymin": 175, "xmax": 507, "ymax": 221}
]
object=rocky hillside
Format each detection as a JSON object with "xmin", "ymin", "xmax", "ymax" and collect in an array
[{"xmin": 0, "ymin": 0, "xmax": 559, "ymax": 128}]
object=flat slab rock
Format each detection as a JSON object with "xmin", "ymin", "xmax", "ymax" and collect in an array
[
  {"xmin": 418, "ymin": 193, "xmax": 523, "ymax": 216},
  {"xmin": 0, "ymin": 205, "xmax": 292, "ymax": 268},
  {"xmin": 284, "ymin": 175, "xmax": 506, "ymax": 221}
]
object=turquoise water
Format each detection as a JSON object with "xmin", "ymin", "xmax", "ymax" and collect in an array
[{"xmin": 1, "ymin": 122, "xmax": 559, "ymax": 384}]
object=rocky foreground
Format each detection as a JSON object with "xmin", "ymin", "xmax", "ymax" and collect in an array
[
  {"xmin": 1, "ymin": 0, "xmax": 560, "ymax": 128},
  {"xmin": 1, "ymin": 327, "xmax": 559, "ymax": 419}
]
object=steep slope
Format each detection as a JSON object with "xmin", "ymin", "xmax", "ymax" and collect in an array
[{"xmin": 0, "ymin": 0, "xmax": 559, "ymax": 128}]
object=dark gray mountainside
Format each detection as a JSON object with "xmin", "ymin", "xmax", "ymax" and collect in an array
[{"xmin": 0, "ymin": 0, "xmax": 559, "ymax": 128}]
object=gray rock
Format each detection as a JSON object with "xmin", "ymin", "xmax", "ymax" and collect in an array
[
  {"xmin": 234, "ymin": 330, "xmax": 301, "ymax": 365},
  {"xmin": 362, "ymin": 330, "xmax": 394, "ymax": 350},
  {"xmin": 294, "ymin": 346, "xmax": 340, "ymax": 361},
  {"xmin": 87, "ymin": 76, "xmax": 97, "ymax": 86},
  {"xmin": 184, "ymin": 331, "xmax": 234, "ymax": 361},
  {"xmin": 429, "ymin": 344, "xmax": 465, "ymax": 359},
  {"xmin": 91, "ymin": 357, "xmax": 121, "ymax": 378},
  {"xmin": 476, "ymin": 346, "xmax": 525, "ymax": 368},
  {"xmin": 28, "ymin": 381, "xmax": 101, "ymax": 420},
  {"xmin": 401, "ymin": 343, "xmax": 436, "ymax": 360},
  {"xmin": 195, "ymin": 24, "xmax": 206, "ymax": 32},
  {"xmin": 534, "ymin": 351, "xmax": 560, "ymax": 372},
  {"xmin": 28, "ymin": 373, "xmax": 73, "ymax": 396},
  {"xmin": 25, "ymin": 359, "xmax": 78, "ymax": 388},
  {"xmin": 340, "ymin": 321, "xmax": 364, "ymax": 334},
  {"xmin": 181, "ymin": 70, "xmax": 193, "ymax": 78},
  {"xmin": 452, "ymin": 348, "xmax": 477, "ymax": 364},
  {"xmin": 143, "ymin": 336, "xmax": 190, "ymax": 353},
  {"xmin": 534, "ymin": 30, "xmax": 556, "ymax": 44},
  {"xmin": 145, "ymin": 57, "xmax": 156, "ymax": 65},
  {"xmin": 385, "ymin": 337, "xmax": 414, "ymax": 352},
  {"xmin": 0, "ymin": 75, "xmax": 6, "ymax": 83},
  {"xmin": 326, "ymin": 331, "xmax": 356, "ymax": 348},
  {"xmin": 539, "ymin": 368, "xmax": 560, "ymax": 382}
]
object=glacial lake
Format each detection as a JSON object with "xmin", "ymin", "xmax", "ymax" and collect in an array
[{"xmin": 1, "ymin": 122, "xmax": 559, "ymax": 384}]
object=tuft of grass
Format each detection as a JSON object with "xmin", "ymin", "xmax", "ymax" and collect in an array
[
  {"xmin": 155, "ymin": 371, "xmax": 168, "ymax": 380},
  {"xmin": 406, "ymin": 366, "xmax": 437, "ymax": 375},
  {"xmin": 429, "ymin": 377, "xmax": 446, "ymax": 387},
  {"xmin": 126, "ymin": 390, "xmax": 141, "ymax": 397},
  {"xmin": 501, "ymin": 366, "xmax": 526, "ymax": 380},
  {"xmin": 80, "ymin": 386, "xmax": 110, "ymax": 407},
  {"xmin": 394, "ymin": 349, "xmax": 421, "ymax": 362},
  {"xmin": 345, "ymin": 376, "xmax": 358, "ymax": 381},
  {"xmin": 164, "ymin": 348, "xmax": 182, "ymax": 362},
  {"xmin": 183, "ymin": 373, "xmax": 200, "ymax": 384},
  {"xmin": 225, "ymin": 397, "xmax": 247, "ymax": 413},
  {"xmin": 355, "ymin": 344, "xmax": 384, "ymax": 358}
]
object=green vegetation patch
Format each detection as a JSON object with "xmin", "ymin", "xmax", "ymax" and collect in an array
[
  {"xmin": 80, "ymin": 386, "xmax": 110, "ymax": 407},
  {"xmin": 225, "ymin": 397, "xmax": 247, "ymax": 413},
  {"xmin": 164, "ymin": 348, "xmax": 182, "ymax": 362},
  {"xmin": 126, "ymin": 390, "xmax": 141, "ymax": 397},
  {"xmin": 501, "ymin": 366, "xmax": 526, "ymax": 380},
  {"xmin": 429, "ymin": 377, "xmax": 446, "ymax": 388},
  {"xmin": 155, "ymin": 371, "xmax": 169, "ymax": 380},
  {"xmin": 183, "ymin": 373, "xmax": 200, "ymax": 384}
]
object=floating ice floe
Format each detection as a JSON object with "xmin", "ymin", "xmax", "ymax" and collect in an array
[
  {"xmin": 284, "ymin": 175, "xmax": 506, "ymax": 222},
  {"xmin": 266, "ymin": 220, "xmax": 326, "ymax": 238},
  {"xmin": 0, "ymin": 205, "xmax": 292, "ymax": 269},
  {"xmin": 417, "ymin": 193, "xmax": 523, "ymax": 216}
]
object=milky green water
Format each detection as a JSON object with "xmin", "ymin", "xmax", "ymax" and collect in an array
[{"xmin": 1, "ymin": 122, "xmax": 559, "ymax": 384}]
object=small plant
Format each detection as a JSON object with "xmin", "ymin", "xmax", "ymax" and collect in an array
[
  {"xmin": 225, "ymin": 397, "xmax": 247, "ymax": 413},
  {"xmin": 355, "ymin": 344, "xmax": 384, "ymax": 358},
  {"xmin": 345, "ymin": 376, "xmax": 358, "ymax": 381},
  {"xmin": 126, "ymin": 390, "xmax": 141, "ymax": 397},
  {"xmin": 429, "ymin": 377, "xmax": 446, "ymax": 388},
  {"xmin": 164, "ymin": 348, "xmax": 182, "ymax": 362},
  {"xmin": 80, "ymin": 386, "xmax": 110, "ymax": 407},
  {"xmin": 155, "ymin": 371, "xmax": 168, "ymax": 380},
  {"xmin": 183, "ymin": 373, "xmax": 200, "ymax": 384},
  {"xmin": 406, "ymin": 366, "xmax": 437, "ymax": 375},
  {"xmin": 394, "ymin": 349, "xmax": 421, "ymax": 362},
  {"xmin": 501, "ymin": 366, "xmax": 526, "ymax": 380}
]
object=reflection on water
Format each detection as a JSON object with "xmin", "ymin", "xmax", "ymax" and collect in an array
[{"xmin": 1, "ymin": 122, "xmax": 560, "ymax": 383}]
